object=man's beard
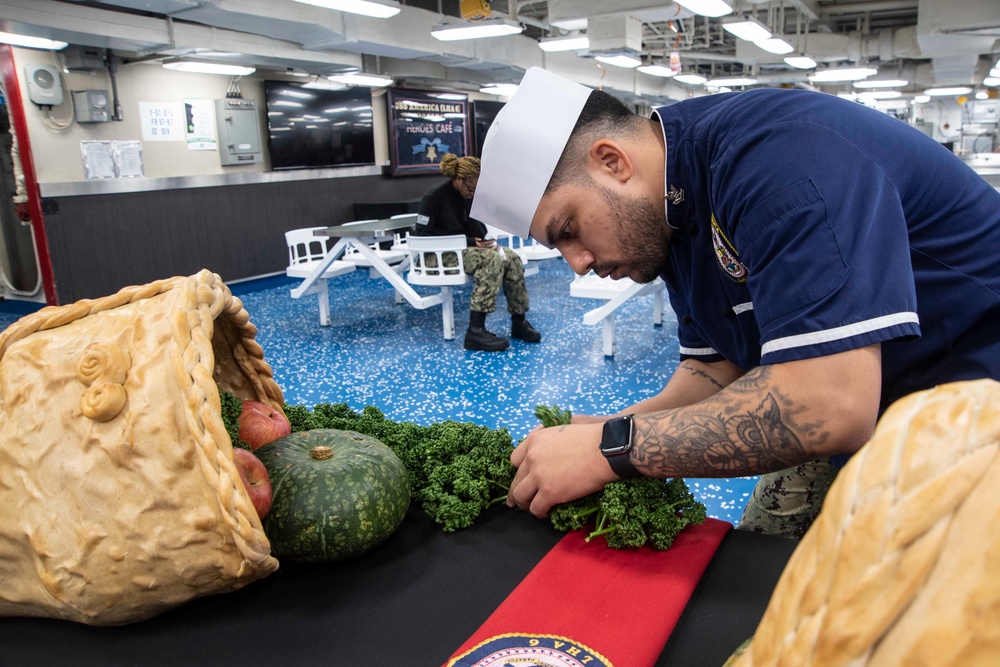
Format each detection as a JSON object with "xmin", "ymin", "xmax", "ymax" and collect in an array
[{"xmin": 591, "ymin": 184, "xmax": 671, "ymax": 284}]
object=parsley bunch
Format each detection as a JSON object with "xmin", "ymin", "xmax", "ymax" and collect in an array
[{"xmin": 536, "ymin": 404, "xmax": 708, "ymax": 550}]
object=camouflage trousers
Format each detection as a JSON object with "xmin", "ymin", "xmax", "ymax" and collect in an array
[
  {"xmin": 737, "ymin": 458, "xmax": 839, "ymax": 539},
  {"xmin": 424, "ymin": 246, "xmax": 530, "ymax": 315}
]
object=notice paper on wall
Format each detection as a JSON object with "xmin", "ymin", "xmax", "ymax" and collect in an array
[
  {"xmin": 183, "ymin": 99, "xmax": 217, "ymax": 151},
  {"xmin": 80, "ymin": 141, "xmax": 116, "ymax": 179},
  {"xmin": 139, "ymin": 102, "xmax": 185, "ymax": 141},
  {"xmin": 81, "ymin": 140, "xmax": 145, "ymax": 179}
]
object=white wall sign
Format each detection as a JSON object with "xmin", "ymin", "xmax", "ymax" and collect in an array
[{"xmin": 139, "ymin": 102, "xmax": 185, "ymax": 141}]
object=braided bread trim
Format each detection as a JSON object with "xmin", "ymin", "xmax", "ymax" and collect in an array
[{"xmin": 735, "ymin": 379, "xmax": 1000, "ymax": 667}]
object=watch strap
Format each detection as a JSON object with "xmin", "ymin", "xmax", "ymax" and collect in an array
[{"xmin": 606, "ymin": 450, "xmax": 641, "ymax": 479}]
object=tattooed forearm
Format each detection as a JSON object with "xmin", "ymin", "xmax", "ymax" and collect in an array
[
  {"xmin": 631, "ymin": 366, "xmax": 829, "ymax": 478},
  {"xmin": 679, "ymin": 360, "xmax": 725, "ymax": 391}
]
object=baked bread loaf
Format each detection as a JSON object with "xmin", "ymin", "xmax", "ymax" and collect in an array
[
  {"xmin": 0, "ymin": 270, "xmax": 280, "ymax": 625},
  {"xmin": 730, "ymin": 379, "xmax": 1000, "ymax": 666}
]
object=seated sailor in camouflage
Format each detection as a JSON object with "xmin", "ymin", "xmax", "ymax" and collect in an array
[{"xmin": 416, "ymin": 153, "xmax": 541, "ymax": 351}]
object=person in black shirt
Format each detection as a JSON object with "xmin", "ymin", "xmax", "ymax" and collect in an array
[{"xmin": 416, "ymin": 153, "xmax": 541, "ymax": 351}]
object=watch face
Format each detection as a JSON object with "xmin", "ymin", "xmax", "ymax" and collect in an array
[{"xmin": 601, "ymin": 416, "xmax": 632, "ymax": 456}]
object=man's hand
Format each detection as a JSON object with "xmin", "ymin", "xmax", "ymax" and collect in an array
[
  {"xmin": 475, "ymin": 238, "xmax": 496, "ymax": 248},
  {"xmin": 507, "ymin": 422, "xmax": 616, "ymax": 518}
]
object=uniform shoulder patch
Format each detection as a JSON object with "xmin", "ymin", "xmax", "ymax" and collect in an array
[
  {"xmin": 447, "ymin": 632, "xmax": 614, "ymax": 667},
  {"xmin": 711, "ymin": 215, "xmax": 748, "ymax": 283}
]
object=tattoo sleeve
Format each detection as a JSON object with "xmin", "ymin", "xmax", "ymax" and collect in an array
[{"xmin": 631, "ymin": 366, "xmax": 828, "ymax": 477}]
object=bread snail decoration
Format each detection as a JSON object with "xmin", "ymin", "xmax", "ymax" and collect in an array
[{"xmin": 77, "ymin": 343, "xmax": 130, "ymax": 423}]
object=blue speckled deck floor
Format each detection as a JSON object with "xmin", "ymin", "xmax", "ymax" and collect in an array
[{"xmin": 0, "ymin": 259, "xmax": 757, "ymax": 525}]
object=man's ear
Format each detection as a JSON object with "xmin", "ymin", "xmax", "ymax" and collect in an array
[{"xmin": 588, "ymin": 139, "xmax": 633, "ymax": 184}]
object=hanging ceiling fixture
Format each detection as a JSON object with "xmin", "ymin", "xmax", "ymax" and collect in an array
[
  {"xmin": 292, "ymin": 0, "xmax": 401, "ymax": 19},
  {"xmin": 479, "ymin": 83, "xmax": 519, "ymax": 96},
  {"xmin": 808, "ymin": 66, "xmax": 878, "ymax": 82},
  {"xmin": 755, "ymin": 37, "xmax": 794, "ymax": 54},
  {"xmin": 595, "ymin": 54, "xmax": 642, "ymax": 69},
  {"xmin": 783, "ymin": 55, "xmax": 816, "ymax": 69},
  {"xmin": 328, "ymin": 72, "xmax": 394, "ymax": 87},
  {"xmin": 674, "ymin": 0, "xmax": 733, "ymax": 18},
  {"xmin": 674, "ymin": 72, "xmax": 708, "ymax": 85},
  {"xmin": 0, "ymin": 31, "xmax": 68, "ymax": 50},
  {"xmin": 162, "ymin": 61, "xmax": 256, "ymax": 76},
  {"xmin": 538, "ymin": 34, "xmax": 589, "ymax": 52},
  {"xmin": 431, "ymin": 18, "xmax": 524, "ymax": 41},
  {"xmin": 636, "ymin": 63, "xmax": 677, "ymax": 78},
  {"xmin": 721, "ymin": 17, "xmax": 771, "ymax": 42}
]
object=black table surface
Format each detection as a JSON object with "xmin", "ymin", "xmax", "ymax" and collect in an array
[{"xmin": 0, "ymin": 506, "xmax": 797, "ymax": 667}]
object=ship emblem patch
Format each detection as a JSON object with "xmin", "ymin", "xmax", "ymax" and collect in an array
[
  {"xmin": 447, "ymin": 633, "xmax": 614, "ymax": 667},
  {"xmin": 711, "ymin": 215, "xmax": 747, "ymax": 282}
]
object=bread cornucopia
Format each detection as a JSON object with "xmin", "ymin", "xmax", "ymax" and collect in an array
[
  {"xmin": 0, "ymin": 270, "xmax": 280, "ymax": 625},
  {"xmin": 728, "ymin": 378, "xmax": 1000, "ymax": 666}
]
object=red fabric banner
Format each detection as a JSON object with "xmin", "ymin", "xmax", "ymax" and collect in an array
[{"xmin": 446, "ymin": 518, "xmax": 733, "ymax": 667}]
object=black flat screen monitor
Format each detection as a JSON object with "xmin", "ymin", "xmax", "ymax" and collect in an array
[
  {"xmin": 471, "ymin": 99, "xmax": 505, "ymax": 157},
  {"xmin": 264, "ymin": 80, "xmax": 376, "ymax": 170}
]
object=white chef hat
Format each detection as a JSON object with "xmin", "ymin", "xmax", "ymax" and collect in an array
[{"xmin": 470, "ymin": 67, "xmax": 592, "ymax": 238}]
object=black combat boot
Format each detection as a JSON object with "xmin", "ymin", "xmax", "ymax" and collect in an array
[
  {"xmin": 464, "ymin": 310, "xmax": 510, "ymax": 351},
  {"xmin": 511, "ymin": 313, "xmax": 541, "ymax": 342}
]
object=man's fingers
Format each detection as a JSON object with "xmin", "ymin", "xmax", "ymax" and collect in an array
[
  {"xmin": 510, "ymin": 438, "xmax": 529, "ymax": 467},
  {"xmin": 507, "ymin": 469, "xmax": 538, "ymax": 512}
]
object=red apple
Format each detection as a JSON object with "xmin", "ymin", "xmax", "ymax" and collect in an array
[
  {"xmin": 238, "ymin": 400, "xmax": 291, "ymax": 450},
  {"xmin": 233, "ymin": 447, "xmax": 273, "ymax": 519}
]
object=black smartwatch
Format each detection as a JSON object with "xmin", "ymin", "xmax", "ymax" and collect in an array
[{"xmin": 599, "ymin": 415, "xmax": 641, "ymax": 479}]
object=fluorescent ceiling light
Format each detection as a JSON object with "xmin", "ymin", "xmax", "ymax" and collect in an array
[
  {"xmin": 328, "ymin": 72, "xmax": 393, "ymax": 87},
  {"xmin": 301, "ymin": 81, "xmax": 349, "ymax": 90},
  {"xmin": 722, "ymin": 17, "xmax": 771, "ymax": 42},
  {"xmin": 984, "ymin": 77, "xmax": 1000, "ymax": 87},
  {"xmin": 707, "ymin": 76, "xmax": 757, "ymax": 87},
  {"xmin": 913, "ymin": 94, "xmax": 930, "ymax": 103},
  {"xmin": 990, "ymin": 67, "xmax": 1000, "ymax": 78},
  {"xmin": 595, "ymin": 54, "xmax": 642, "ymax": 69},
  {"xmin": 853, "ymin": 79, "xmax": 908, "ymax": 89},
  {"xmin": 808, "ymin": 66, "xmax": 878, "ymax": 82},
  {"xmin": 163, "ymin": 61, "xmax": 256, "ymax": 76},
  {"xmin": 549, "ymin": 18, "xmax": 587, "ymax": 31},
  {"xmin": 674, "ymin": 73, "xmax": 707, "ymax": 85},
  {"xmin": 923, "ymin": 86, "xmax": 972, "ymax": 96},
  {"xmin": 975, "ymin": 91, "xmax": 989, "ymax": 100},
  {"xmin": 755, "ymin": 37, "xmax": 794, "ymax": 54},
  {"xmin": 291, "ymin": 0, "xmax": 400, "ymax": 18},
  {"xmin": 431, "ymin": 18, "xmax": 523, "ymax": 41},
  {"xmin": 675, "ymin": 0, "xmax": 732, "ymax": 18},
  {"xmin": 784, "ymin": 55, "xmax": 816, "ymax": 69},
  {"xmin": 480, "ymin": 83, "xmax": 518, "ymax": 96},
  {"xmin": 857, "ymin": 90, "xmax": 902, "ymax": 100},
  {"xmin": 0, "ymin": 31, "xmax": 68, "ymax": 50},
  {"xmin": 637, "ymin": 64, "xmax": 677, "ymax": 78},
  {"xmin": 431, "ymin": 93, "xmax": 468, "ymax": 100},
  {"xmin": 538, "ymin": 34, "xmax": 589, "ymax": 52}
]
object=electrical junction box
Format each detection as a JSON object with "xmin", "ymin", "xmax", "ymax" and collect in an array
[
  {"xmin": 968, "ymin": 100, "xmax": 1000, "ymax": 124},
  {"xmin": 72, "ymin": 89, "xmax": 111, "ymax": 123},
  {"xmin": 63, "ymin": 45, "xmax": 105, "ymax": 71},
  {"xmin": 215, "ymin": 98, "xmax": 262, "ymax": 166},
  {"xmin": 24, "ymin": 64, "xmax": 63, "ymax": 106}
]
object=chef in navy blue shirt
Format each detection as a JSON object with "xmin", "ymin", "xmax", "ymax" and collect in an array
[{"xmin": 471, "ymin": 68, "xmax": 1000, "ymax": 537}]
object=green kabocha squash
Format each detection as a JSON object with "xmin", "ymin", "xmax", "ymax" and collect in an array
[{"xmin": 256, "ymin": 429, "xmax": 410, "ymax": 563}]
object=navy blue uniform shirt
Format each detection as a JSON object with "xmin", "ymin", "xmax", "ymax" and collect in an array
[{"xmin": 654, "ymin": 89, "xmax": 1000, "ymax": 422}]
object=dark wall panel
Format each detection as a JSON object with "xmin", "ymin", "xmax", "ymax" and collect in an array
[{"xmin": 43, "ymin": 173, "xmax": 440, "ymax": 304}]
